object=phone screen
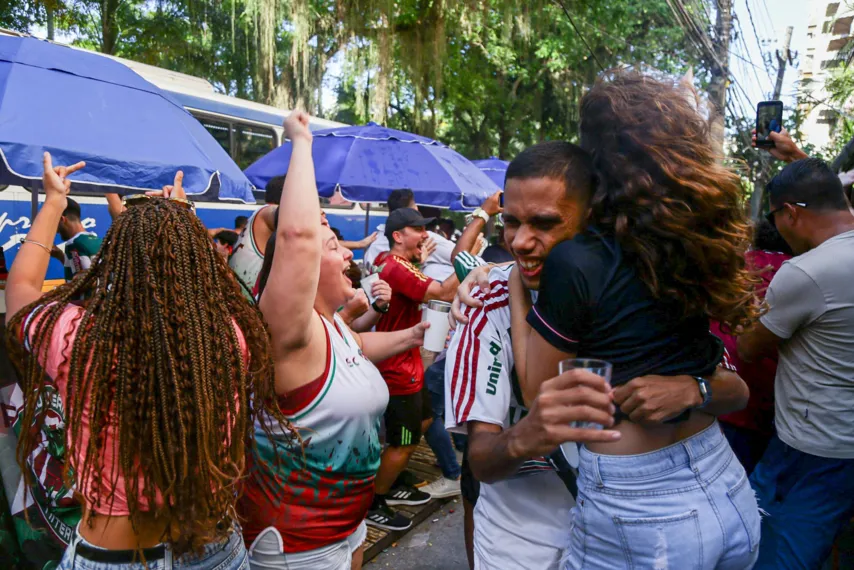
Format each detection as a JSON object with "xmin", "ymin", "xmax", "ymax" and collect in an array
[
  {"xmin": 499, "ymin": 191, "xmax": 504, "ymax": 208},
  {"xmin": 756, "ymin": 102, "xmax": 783, "ymax": 146}
]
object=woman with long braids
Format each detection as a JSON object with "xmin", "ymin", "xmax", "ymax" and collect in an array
[
  {"xmin": 238, "ymin": 112, "xmax": 426, "ymax": 570},
  {"xmin": 510, "ymin": 71, "xmax": 763, "ymax": 568},
  {"xmin": 6, "ymin": 154, "xmax": 282, "ymax": 569}
]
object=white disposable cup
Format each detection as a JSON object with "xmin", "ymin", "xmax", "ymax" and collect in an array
[
  {"xmin": 360, "ymin": 273, "xmax": 381, "ymax": 305},
  {"xmin": 422, "ymin": 301, "xmax": 452, "ymax": 352}
]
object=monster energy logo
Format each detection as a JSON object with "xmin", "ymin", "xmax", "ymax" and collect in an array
[{"xmin": 487, "ymin": 341, "xmax": 502, "ymax": 395}]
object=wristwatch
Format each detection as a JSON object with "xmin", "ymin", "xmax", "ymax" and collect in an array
[
  {"xmin": 693, "ymin": 376, "xmax": 712, "ymax": 409},
  {"xmin": 471, "ymin": 208, "xmax": 490, "ymax": 224},
  {"xmin": 372, "ymin": 300, "xmax": 390, "ymax": 314}
]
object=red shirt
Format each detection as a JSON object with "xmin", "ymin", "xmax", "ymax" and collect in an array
[
  {"xmin": 713, "ymin": 250, "xmax": 791, "ymax": 435},
  {"xmin": 374, "ymin": 252, "xmax": 433, "ymax": 395}
]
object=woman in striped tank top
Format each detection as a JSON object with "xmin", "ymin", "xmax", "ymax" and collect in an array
[{"xmin": 238, "ymin": 112, "xmax": 429, "ymax": 570}]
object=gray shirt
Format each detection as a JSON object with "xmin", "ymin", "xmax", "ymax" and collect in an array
[{"xmin": 761, "ymin": 229, "xmax": 854, "ymax": 459}]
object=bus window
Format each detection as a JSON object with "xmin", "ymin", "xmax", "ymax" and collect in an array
[
  {"xmin": 200, "ymin": 118, "xmax": 231, "ymax": 155},
  {"xmin": 235, "ymin": 123, "xmax": 276, "ymax": 169}
]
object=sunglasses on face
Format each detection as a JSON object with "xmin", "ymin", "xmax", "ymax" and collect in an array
[{"xmin": 765, "ymin": 202, "xmax": 808, "ymax": 227}]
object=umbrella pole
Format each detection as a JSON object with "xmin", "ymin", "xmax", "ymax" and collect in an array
[
  {"xmin": 30, "ymin": 180, "xmax": 38, "ymax": 221},
  {"xmin": 364, "ymin": 203, "xmax": 371, "ymax": 238}
]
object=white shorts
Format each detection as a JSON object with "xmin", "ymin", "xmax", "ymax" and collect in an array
[
  {"xmin": 473, "ymin": 521, "xmax": 566, "ymax": 570},
  {"xmin": 247, "ymin": 521, "xmax": 367, "ymax": 570}
]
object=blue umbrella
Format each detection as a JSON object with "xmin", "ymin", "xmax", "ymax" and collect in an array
[
  {"xmin": 244, "ymin": 122, "xmax": 499, "ymax": 209},
  {"xmin": 0, "ymin": 36, "xmax": 255, "ymax": 203},
  {"xmin": 473, "ymin": 157, "xmax": 509, "ymax": 188}
]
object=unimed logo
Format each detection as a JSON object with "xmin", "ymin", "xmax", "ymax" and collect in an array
[{"xmin": 486, "ymin": 340, "xmax": 502, "ymax": 395}]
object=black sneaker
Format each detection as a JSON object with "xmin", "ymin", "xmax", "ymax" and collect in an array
[
  {"xmin": 386, "ymin": 484, "xmax": 431, "ymax": 506},
  {"xmin": 395, "ymin": 470, "xmax": 427, "ymax": 488},
  {"xmin": 366, "ymin": 496, "xmax": 413, "ymax": 531}
]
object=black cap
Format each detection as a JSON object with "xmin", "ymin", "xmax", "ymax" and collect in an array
[{"xmin": 385, "ymin": 208, "xmax": 435, "ymax": 236}]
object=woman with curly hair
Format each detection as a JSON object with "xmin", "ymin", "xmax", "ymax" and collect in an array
[
  {"xmin": 510, "ymin": 71, "xmax": 762, "ymax": 568},
  {"xmin": 6, "ymin": 155, "xmax": 283, "ymax": 569}
]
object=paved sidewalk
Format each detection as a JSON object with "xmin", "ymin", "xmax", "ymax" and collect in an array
[{"xmin": 368, "ymin": 499, "xmax": 468, "ymax": 569}]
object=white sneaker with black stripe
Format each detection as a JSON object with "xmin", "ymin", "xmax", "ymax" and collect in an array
[
  {"xmin": 366, "ymin": 496, "xmax": 413, "ymax": 531},
  {"xmin": 385, "ymin": 484, "xmax": 431, "ymax": 506}
]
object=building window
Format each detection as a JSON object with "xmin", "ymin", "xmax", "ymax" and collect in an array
[
  {"xmin": 199, "ymin": 117, "xmax": 231, "ymax": 155},
  {"xmin": 827, "ymin": 3, "xmax": 840, "ymax": 18},
  {"xmin": 828, "ymin": 37, "xmax": 851, "ymax": 51},
  {"xmin": 832, "ymin": 16, "xmax": 853, "ymax": 36},
  {"xmin": 234, "ymin": 124, "xmax": 276, "ymax": 170}
]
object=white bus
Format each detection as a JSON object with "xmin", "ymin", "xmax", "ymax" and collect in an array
[{"xmin": 0, "ymin": 30, "xmax": 386, "ymax": 293}]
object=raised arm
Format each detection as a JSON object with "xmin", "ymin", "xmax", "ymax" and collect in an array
[
  {"xmin": 451, "ymin": 192, "xmax": 502, "ymax": 264},
  {"xmin": 105, "ymin": 192, "xmax": 125, "ymax": 219},
  {"xmin": 258, "ymin": 112, "xmax": 321, "ymax": 353},
  {"xmin": 6, "ymin": 154, "xmax": 85, "ymax": 321}
]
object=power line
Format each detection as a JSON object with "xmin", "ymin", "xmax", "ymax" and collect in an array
[
  {"xmin": 744, "ymin": 0, "xmax": 773, "ymax": 74},
  {"xmin": 552, "ymin": 0, "xmax": 606, "ymax": 71}
]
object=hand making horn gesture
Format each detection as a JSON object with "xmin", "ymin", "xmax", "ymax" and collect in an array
[{"xmin": 42, "ymin": 152, "xmax": 85, "ymax": 206}]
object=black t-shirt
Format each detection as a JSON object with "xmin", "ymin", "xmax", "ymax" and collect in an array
[{"xmin": 527, "ymin": 230, "xmax": 722, "ymax": 388}]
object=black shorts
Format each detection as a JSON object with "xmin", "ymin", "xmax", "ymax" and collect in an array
[{"xmin": 385, "ymin": 385, "xmax": 432, "ymax": 447}]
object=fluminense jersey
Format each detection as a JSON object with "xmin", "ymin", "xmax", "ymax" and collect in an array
[
  {"xmin": 445, "ymin": 264, "xmax": 575, "ymax": 567},
  {"xmin": 228, "ymin": 206, "xmax": 271, "ymax": 300},
  {"xmin": 239, "ymin": 313, "xmax": 389, "ymax": 553},
  {"xmin": 62, "ymin": 231, "xmax": 101, "ymax": 281}
]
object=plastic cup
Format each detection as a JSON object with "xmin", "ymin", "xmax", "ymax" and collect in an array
[
  {"xmin": 558, "ymin": 358, "xmax": 613, "ymax": 469},
  {"xmin": 360, "ymin": 273, "xmax": 380, "ymax": 305},
  {"xmin": 422, "ymin": 300, "xmax": 452, "ymax": 352}
]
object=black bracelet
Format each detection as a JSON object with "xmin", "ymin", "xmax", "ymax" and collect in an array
[{"xmin": 372, "ymin": 300, "xmax": 389, "ymax": 314}]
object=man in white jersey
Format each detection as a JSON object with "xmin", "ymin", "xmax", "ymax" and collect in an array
[
  {"xmin": 229, "ymin": 175, "xmax": 284, "ymax": 299},
  {"xmin": 446, "ymin": 142, "xmax": 752, "ymax": 570}
]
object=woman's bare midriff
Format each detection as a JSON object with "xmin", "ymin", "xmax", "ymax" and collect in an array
[
  {"xmin": 78, "ymin": 504, "xmax": 171, "ymax": 550},
  {"xmin": 586, "ymin": 410, "xmax": 716, "ymax": 455}
]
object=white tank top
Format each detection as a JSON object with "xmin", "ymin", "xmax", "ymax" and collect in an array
[
  {"xmin": 242, "ymin": 313, "xmax": 389, "ymax": 551},
  {"xmin": 229, "ymin": 206, "xmax": 271, "ymax": 298}
]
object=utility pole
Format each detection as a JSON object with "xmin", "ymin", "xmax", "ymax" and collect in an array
[
  {"xmin": 750, "ymin": 26, "xmax": 795, "ymax": 219},
  {"xmin": 708, "ymin": 0, "xmax": 733, "ymax": 152}
]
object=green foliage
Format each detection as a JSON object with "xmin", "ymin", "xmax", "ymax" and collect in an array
[{"xmin": 1, "ymin": 0, "xmax": 707, "ymax": 162}]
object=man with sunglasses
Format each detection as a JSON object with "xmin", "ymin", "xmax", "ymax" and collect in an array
[{"xmin": 739, "ymin": 157, "xmax": 854, "ymax": 570}]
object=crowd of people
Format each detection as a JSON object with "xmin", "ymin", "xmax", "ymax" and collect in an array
[{"xmin": 4, "ymin": 69, "xmax": 854, "ymax": 570}]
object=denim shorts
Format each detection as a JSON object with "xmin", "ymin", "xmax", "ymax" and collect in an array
[
  {"xmin": 246, "ymin": 521, "xmax": 367, "ymax": 570},
  {"xmin": 58, "ymin": 525, "xmax": 248, "ymax": 570},
  {"xmin": 564, "ymin": 421, "xmax": 761, "ymax": 570}
]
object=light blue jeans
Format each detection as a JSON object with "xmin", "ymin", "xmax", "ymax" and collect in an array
[
  {"xmin": 564, "ymin": 421, "xmax": 761, "ymax": 570},
  {"xmin": 58, "ymin": 525, "xmax": 248, "ymax": 570}
]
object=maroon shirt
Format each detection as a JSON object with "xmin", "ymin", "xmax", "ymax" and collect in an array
[{"xmin": 374, "ymin": 252, "xmax": 433, "ymax": 396}]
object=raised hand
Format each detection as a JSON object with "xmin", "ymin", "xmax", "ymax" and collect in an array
[
  {"xmin": 147, "ymin": 171, "xmax": 187, "ymax": 200},
  {"xmin": 42, "ymin": 152, "xmax": 85, "ymax": 205},
  {"xmin": 420, "ymin": 236, "xmax": 437, "ymax": 265},
  {"xmin": 285, "ymin": 110, "xmax": 313, "ymax": 144},
  {"xmin": 482, "ymin": 190, "xmax": 503, "ymax": 217}
]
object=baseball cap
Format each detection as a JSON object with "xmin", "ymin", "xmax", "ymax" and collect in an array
[{"xmin": 385, "ymin": 208, "xmax": 435, "ymax": 235}]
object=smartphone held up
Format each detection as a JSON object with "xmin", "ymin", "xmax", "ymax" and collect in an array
[{"xmin": 756, "ymin": 101, "xmax": 783, "ymax": 148}]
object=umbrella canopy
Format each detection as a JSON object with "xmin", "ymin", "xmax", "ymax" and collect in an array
[
  {"xmin": 0, "ymin": 35, "xmax": 255, "ymax": 203},
  {"xmin": 473, "ymin": 157, "xmax": 509, "ymax": 188},
  {"xmin": 244, "ymin": 122, "xmax": 499, "ymax": 209}
]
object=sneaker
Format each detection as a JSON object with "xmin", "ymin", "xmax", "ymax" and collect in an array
[
  {"xmin": 385, "ymin": 484, "xmax": 432, "ymax": 506},
  {"xmin": 366, "ymin": 497, "xmax": 413, "ymax": 531},
  {"xmin": 395, "ymin": 470, "xmax": 427, "ymax": 488},
  {"xmin": 421, "ymin": 476, "xmax": 461, "ymax": 499}
]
